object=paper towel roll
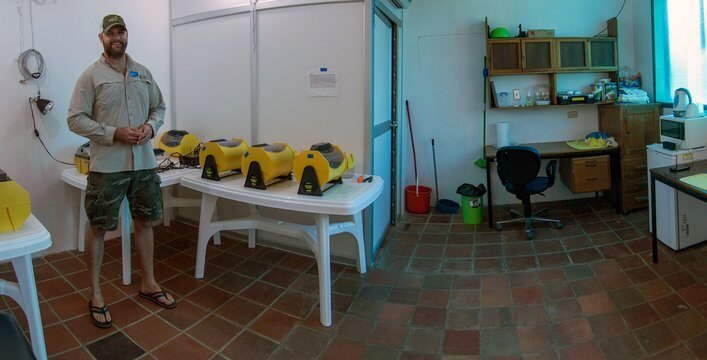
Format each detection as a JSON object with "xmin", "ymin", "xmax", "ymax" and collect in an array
[{"xmin": 496, "ymin": 122, "xmax": 510, "ymax": 147}]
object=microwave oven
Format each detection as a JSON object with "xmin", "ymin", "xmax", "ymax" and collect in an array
[{"xmin": 660, "ymin": 115, "xmax": 707, "ymax": 150}]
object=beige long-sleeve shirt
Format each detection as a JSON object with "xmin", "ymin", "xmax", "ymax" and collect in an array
[{"xmin": 67, "ymin": 54, "xmax": 165, "ymax": 173}]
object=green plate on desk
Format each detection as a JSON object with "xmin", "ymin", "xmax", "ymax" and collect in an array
[{"xmin": 679, "ymin": 173, "xmax": 707, "ymax": 192}]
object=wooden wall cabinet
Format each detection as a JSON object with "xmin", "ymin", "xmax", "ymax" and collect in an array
[
  {"xmin": 556, "ymin": 38, "xmax": 588, "ymax": 70},
  {"xmin": 488, "ymin": 39, "xmax": 522, "ymax": 73},
  {"xmin": 522, "ymin": 39, "xmax": 554, "ymax": 72},
  {"xmin": 599, "ymin": 104, "xmax": 660, "ymax": 212}
]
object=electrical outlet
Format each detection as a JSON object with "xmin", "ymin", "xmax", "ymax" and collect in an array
[
  {"xmin": 567, "ymin": 111, "xmax": 578, "ymax": 119},
  {"xmin": 512, "ymin": 89, "xmax": 521, "ymax": 100}
]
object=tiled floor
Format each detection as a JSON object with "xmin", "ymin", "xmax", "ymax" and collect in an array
[{"xmin": 1, "ymin": 197, "xmax": 706, "ymax": 359}]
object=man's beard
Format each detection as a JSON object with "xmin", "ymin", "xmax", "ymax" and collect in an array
[{"xmin": 104, "ymin": 41, "xmax": 126, "ymax": 58}]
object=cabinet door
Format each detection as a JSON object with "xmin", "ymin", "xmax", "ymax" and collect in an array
[
  {"xmin": 522, "ymin": 39, "xmax": 553, "ymax": 72},
  {"xmin": 589, "ymin": 39, "xmax": 617, "ymax": 70},
  {"xmin": 623, "ymin": 109, "xmax": 659, "ymax": 158},
  {"xmin": 488, "ymin": 39, "xmax": 521, "ymax": 74},
  {"xmin": 556, "ymin": 39, "xmax": 587, "ymax": 70}
]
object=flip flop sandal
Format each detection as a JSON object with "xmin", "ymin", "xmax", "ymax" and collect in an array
[
  {"xmin": 139, "ymin": 290, "xmax": 177, "ymax": 309},
  {"xmin": 88, "ymin": 301, "xmax": 112, "ymax": 329}
]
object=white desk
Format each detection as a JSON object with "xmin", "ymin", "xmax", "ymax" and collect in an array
[
  {"xmin": 61, "ymin": 167, "xmax": 215, "ymax": 285},
  {"xmin": 180, "ymin": 173, "xmax": 383, "ymax": 326},
  {"xmin": 0, "ymin": 215, "xmax": 52, "ymax": 360}
]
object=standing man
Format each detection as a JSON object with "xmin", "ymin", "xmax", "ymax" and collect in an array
[{"xmin": 68, "ymin": 14, "xmax": 176, "ymax": 328}]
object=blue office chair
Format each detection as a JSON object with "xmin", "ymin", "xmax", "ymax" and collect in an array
[
  {"xmin": 0, "ymin": 312, "xmax": 35, "ymax": 360},
  {"xmin": 495, "ymin": 146, "xmax": 563, "ymax": 239}
]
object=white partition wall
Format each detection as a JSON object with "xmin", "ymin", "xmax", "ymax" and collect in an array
[
  {"xmin": 257, "ymin": 2, "xmax": 365, "ymax": 158},
  {"xmin": 173, "ymin": 13, "xmax": 252, "ymax": 141},
  {"xmin": 170, "ymin": 0, "xmax": 374, "ymax": 261}
]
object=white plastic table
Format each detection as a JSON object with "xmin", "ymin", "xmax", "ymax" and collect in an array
[
  {"xmin": 0, "ymin": 214, "xmax": 52, "ymax": 360},
  {"xmin": 60, "ymin": 167, "xmax": 215, "ymax": 285},
  {"xmin": 180, "ymin": 172, "xmax": 383, "ymax": 326}
]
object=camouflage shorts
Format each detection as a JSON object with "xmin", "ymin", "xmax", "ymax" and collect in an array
[{"xmin": 85, "ymin": 169, "xmax": 163, "ymax": 231}]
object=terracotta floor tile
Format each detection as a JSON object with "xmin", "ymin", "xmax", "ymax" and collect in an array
[
  {"xmin": 43, "ymin": 324, "xmax": 79, "ymax": 356},
  {"xmin": 239, "ymin": 281, "xmax": 285, "ymax": 306},
  {"xmin": 37, "ymin": 277, "xmax": 75, "ymax": 300},
  {"xmin": 559, "ymin": 342, "xmax": 604, "ymax": 360},
  {"xmin": 412, "ymin": 306, "xmax": 446, "ymax": 327},
  {"xmin": 86, "ymin": 331, "xmax": 144, "ymax": 360},
  {"xmin": 578, "ymin": 292, "xmax": 615, "ymax": 316},
  {"xmin": 285, "ymin": 326, "xmax": 331, "ymax": 357},
  {"xmin": 677, "ymin": 283, "xmax": 707, "ymax": 307},
  {"xmin": 223, "ymin": 330, "xmax": 279, "ymax": 359},
  {"xmin": 49, "ymin": 347, "xmax": 93, "ymax": 360},
  {"xmin": 52, "ymin": 257, "xmax": 86, "ymax": 275},
  {"xmin": 547, "ymin": 300, "xmax": 583, "ymax": 322},
  {"xmin": 553, "ymin": 318, "xmax": 593, "ymax": 345},
  {"xmin": 211, "ymin": 271, "xmax": 254, "ymax": 295},
  {"xmin": 651, "ymin": 294, "xmax": 690, "ymax": 319},
  {"xmin": 512, "ymin": 286, "xmax": 542, "ymax": 305},
  {"xmin": 418, "ymin": 289, "xmax": 450, "ymax": 307},
  {"xmin": 272, "ymin": 290, "xmax": 317, "ymax": 319},
  {"xmin": 474, "ymin": 258, "xmax": 503, "ymax": 273},
  {"xmin": 542, "ymin": 283, "xmax": 574, "ymax": 301},
  {"xmin": 480, "ymin": 307, "xmax": 514, "ymax": 328},
  {"xmin": 443, "ymin": 329, "xmax": 480, "ymax": 355},
  {"xmin": 620, "ymin": 303, "xmax": 662, "ymax": 330},
  {"xmin": 156, "ymin": 300, "xmax": 207, "ymax": 330},
  {"xmin": 123, "ymin": 314, "xmax": 179, "ymax": 351},
  {"xmin": 636, "ymin": 278, "xmax": 673, "ymax": 301},
  {"xmin": 187, "ymin": 314, "xmax": 242, "ymax": 351},
  {"xmin": 663, "ymin": 271, "xmax": 696, "ymax": 291},
  {"xmin": 404, "ymin": 327, "xmax": 444, "ymax": 354},
  {"xmin": 153, "ymin": 334, "xmax": 214, "ymax": 359},
  {"xmin": 447, "ymin": 307, "xmax": 480, "ymax": 329},
  {"xmin": 507, "ymin": 256, "xmax": 537, "ymax": 271},
  {"xmin": 481, "ymin": 328, "xmax": 519, "ymax": 356},
  {"xmin": 160, "ymin": 273, "xmax": 205, "ymax": 297},
  {"xmin": 665, "ymin": 310, "xmax": 707, "ymax": 340},
  {"xmin": 449, "ymin": 289, "xmax": 479, "ymax": 308},
  {"xmin": 515, "ymin": 304, "xmax": 548, "ymax": 326},
  {"xmin": 633, "ymin": 322, "xmax": 680, "ymax": 354},
  {"xmin": 570, "ymin": 278, "xmax": 603, "ymax": 296},
  {"xmin": 481, "ymin": 288, "xmax": 512, "ymax": 308},
  {"xmin": 369, "ymin": 322, "xmax": 408, "ymax": 349},
  {"xmin": 184, "ymin": 284, "xmax": 233, "ymax": 311},
  {"xmin": 587, "ymin": 312, "xmax": 626, "ymax": 340},
  {"xmin": 598, "ymin": 332, "xmax": 645, "ymax": 360},
  {"xmin": 64, "ymin": 314, "xmax": 118, "ymax": 344},
  {"xmin": 608, "ymin": 288, "xmax": 644, "ymax": 309},
  {"xmin": 250, "ymin": 309, "xmax": 301, "ymax": 342},
  {"xmin": 322, "ymin": 337, "xmax": 365, "ymax": 360},
  {"xmin": 686, "ymin": 332, "xmax": 707, "ymax": 359},
  {"xmin": 626, "ymin": 266, "xmax": 658, "ymax": 284},
  {"xmin": 650, "ymin": 344, "xmax": 697, "ymax": 360},
  {"xmin": 48, "ymin": 292, "xmax": 87, "ymax": 321},
  {"xmin": 598, "ymin": 272, "xmax": 632, "ymax": 290},
  {"xmin": 517, "ymin": 326, "xmax": 551, "ymax": 353}
]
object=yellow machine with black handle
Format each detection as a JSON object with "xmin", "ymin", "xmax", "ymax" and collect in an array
[
  {"xmin": 293, "ymin": 142, "xmax": 354, "ymax": 196},
  {"xmin": 0, "ymin": 169, "xmax": 31, "ymax": 233},
  {"xmin": 199, "ymin": 138, "xmax": 249, "ymax": 181},
  {"xmin": 242, "ymin": 143, "xmax": 295, "ymax": 189},
  {"xmin": 157, "ymin": 130, "xmax": 200, "ymax": 157},
  {"xmin": 74, "ymin": 142, "xmax": 90, "ymax": 175}
]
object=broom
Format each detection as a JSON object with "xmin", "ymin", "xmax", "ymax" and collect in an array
[
  {"xmin": 474, "ymin": 56, "xmax": 488, "ymax": 169},
  {"xmin": 405, "ymin": 100, "xmax": 419, "ymax": 194}
]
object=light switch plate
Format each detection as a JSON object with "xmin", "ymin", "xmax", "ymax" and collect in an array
[{"xmin": 512, "ymin": 89, "xmax": 521, "ymax": 100}]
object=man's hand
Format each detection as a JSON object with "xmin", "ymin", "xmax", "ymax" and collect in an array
[
  {"xmin": 114, "ymin": 127, "xmax": 142, "ymax": 144},
  {"xmin": 137, "ymin": 124, "xmax": 153, "ymax": 145}
]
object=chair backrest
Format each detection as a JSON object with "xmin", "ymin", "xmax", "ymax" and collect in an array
[{"xmin": 496, "ymin": 146, "xmax": 541, "ymax": 188}]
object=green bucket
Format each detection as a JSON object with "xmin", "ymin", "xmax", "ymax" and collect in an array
[{"xmin": 461, "ymin": 195, "xmax": 483, "ymax": 225}]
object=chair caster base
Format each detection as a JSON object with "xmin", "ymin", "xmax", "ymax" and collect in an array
[{"xmin": 525, "ymin": 229, "xmax": 535, "ymax": 240}]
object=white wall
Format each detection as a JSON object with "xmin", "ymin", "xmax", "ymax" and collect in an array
[
  {"xmin": 401, "ymin": 0, "xmax": 645, "ymax": 205},
  {"xmin": 0, "ymin": 0, "xmax": 171, "ymax": 254}
]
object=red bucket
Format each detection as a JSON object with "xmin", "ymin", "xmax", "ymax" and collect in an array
[{"xmin": 405, "ymin": 185, "xmax": 431, "ymax": 214}]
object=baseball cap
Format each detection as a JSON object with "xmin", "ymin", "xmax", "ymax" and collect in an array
[{"xmin": 102, "ymin": 14, "xmax": 127, "ymax": 33}]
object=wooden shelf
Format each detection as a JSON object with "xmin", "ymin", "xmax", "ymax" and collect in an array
[{"xmin": 490, "ymin": 101, "xmax": 616, "ymax": 110}]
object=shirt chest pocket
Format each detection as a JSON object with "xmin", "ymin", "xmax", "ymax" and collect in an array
[
  {"xmin": 95, "ymin": 80, "xmax": 124, "ymax": 110},
  {"xmin": 129, "ymin": 78, "xmax": 152, "ymax": 106}
]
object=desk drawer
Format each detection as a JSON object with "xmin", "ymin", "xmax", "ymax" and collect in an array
[{"xmin": 561, "ymin": 155, "xmax": 611, "ymax": 193}]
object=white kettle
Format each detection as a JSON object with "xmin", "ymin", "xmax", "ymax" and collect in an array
[{"xmin": 673, "ymin": 88, "xmax": 692, "ymax": 117}]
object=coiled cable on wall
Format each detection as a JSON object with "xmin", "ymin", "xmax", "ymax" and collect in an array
[{"xmin": 18, "ymin": 49, "xmax": 45, "ymax": 83}]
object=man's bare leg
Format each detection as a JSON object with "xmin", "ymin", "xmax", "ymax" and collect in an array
[
  {"xmin": 133, "ymin": 218, "xmax": 174, "ymax": 306},
  {"xmin": 87, "ymin": 225, "xmax": 111, "ymax": 323}
]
